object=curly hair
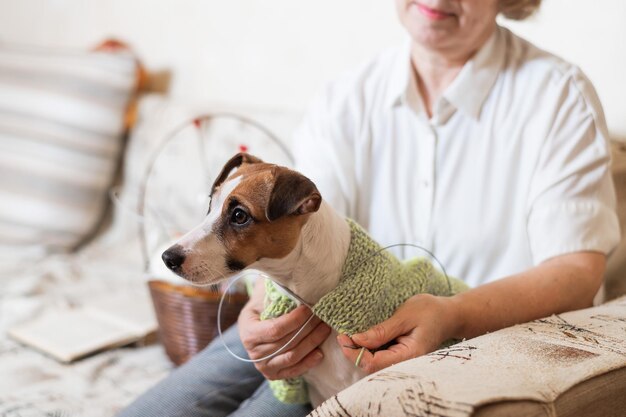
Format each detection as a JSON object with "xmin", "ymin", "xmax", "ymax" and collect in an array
[{"xmin": 499, "ymin": 0, "xmax": 542, "ymax": 20}]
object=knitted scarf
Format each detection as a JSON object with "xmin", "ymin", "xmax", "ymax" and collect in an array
[{"xmin": 261, "ymin": 219, "xmax": 469, "ymax": 404}]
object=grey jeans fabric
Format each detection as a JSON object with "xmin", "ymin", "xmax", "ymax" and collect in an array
[{"xmin": 117, "ymin": 324, "xmax": 312, "ymax": 417}]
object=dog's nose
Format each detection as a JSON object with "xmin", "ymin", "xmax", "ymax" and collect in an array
[{"xmin": 162, "ymin": 246, "xmax": 186, "ymax": 272}]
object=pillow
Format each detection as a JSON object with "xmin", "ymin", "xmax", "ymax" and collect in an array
[{"xmin": 0, "ymin": 41, "xmax": 142, "ymax": 256}]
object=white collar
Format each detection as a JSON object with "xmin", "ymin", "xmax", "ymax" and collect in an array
[{"xmin": 386, "ymin": 25, "xmax": 506, "ymax": 123}]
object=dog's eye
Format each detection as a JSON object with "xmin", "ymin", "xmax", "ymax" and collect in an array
[{"xmin": 231, "ymin": 208, "xmax": 250, "ymax": 225}]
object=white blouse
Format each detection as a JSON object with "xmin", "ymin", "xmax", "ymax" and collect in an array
[{"xmin": 292, "ymin": 25, "xmax": 620, "ymax": 288}]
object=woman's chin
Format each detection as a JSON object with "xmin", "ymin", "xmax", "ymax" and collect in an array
[{"xmin": 407, "ymin": 26, "xmax": 456, "ymax": 50}]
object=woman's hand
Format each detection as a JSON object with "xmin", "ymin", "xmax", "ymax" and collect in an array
[
  {"xmin": 238, "ymin": 279, "xmax": 332, "ymax": 380},
  {"xmin": 337, "ymin": 251, "xmax": 606, "ymax": 375},
  {"xmin": 337, "ymin": 293, "xmax": 459, "ymax": 374}
]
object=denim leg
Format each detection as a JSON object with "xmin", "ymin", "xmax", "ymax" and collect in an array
[
  {"xmin": 117, "ymin": 324, "xmax": 268, "ymax": 417},
  {"xmin": 117, "ymin": 324, "xmax": 313, "ymax": 417}
]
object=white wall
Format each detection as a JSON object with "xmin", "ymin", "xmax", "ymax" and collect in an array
[{"xmin": 0, "ymin": 0, "xmax": 624, "ymax": 138}]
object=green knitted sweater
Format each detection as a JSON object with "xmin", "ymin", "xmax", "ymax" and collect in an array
[{"xmin": 261, "ymin": 219, "xmax": 469, "ymax": 404}]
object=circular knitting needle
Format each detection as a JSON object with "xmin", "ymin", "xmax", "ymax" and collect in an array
[
  {"xmin": 216, "ymin": 271, "xmax": 317, "ymax": 364},
  {"xmin": 214, "ymin": 243, "xmax": 453, "ymax": 364}
]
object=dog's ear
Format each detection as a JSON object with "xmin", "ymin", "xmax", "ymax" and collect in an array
[
  {"xmin": 266, "ymin": 167, "xmax": 322, "ymax": 222},
  {"xmin": 211, "ymin": 153, "xmax": 263, "ymax": 196}
]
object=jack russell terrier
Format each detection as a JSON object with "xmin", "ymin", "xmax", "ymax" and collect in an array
[{"xmin": 161, "ymin": 152, "xmax": 468, "ymax": 406}]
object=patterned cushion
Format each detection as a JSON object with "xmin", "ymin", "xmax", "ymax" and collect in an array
[
  {"xmin": 309, "ymin": 296, "xmax": 626, "ymax": 416},
  {"xmin": 606, "ymin": 142, "xmax": 626, "ymax": 299},
  {"xmin": 0, "ymin": 43, "xmax": 140, "ymax": 254}
]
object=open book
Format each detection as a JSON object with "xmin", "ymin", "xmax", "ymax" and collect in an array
[{"xmin": 8, "ymin": 292, "xmax": 158, "ymax": 363}]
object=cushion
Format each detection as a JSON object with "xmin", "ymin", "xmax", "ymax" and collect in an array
[
  {"xmin": 310, "ymin": 296, "xmax": 626, "ymax": 416},
  {"xmin": 0, "ymin": 41, "xmax": 141, "ymax": 256},
  {"xmin": 606, "ymin": 142, "xmax": 626, "ymax": 299}
]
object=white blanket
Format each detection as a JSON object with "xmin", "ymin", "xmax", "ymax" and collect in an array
[{"xmin": 0, "ymin": 233, "xmax": 174, "ymax": 416}]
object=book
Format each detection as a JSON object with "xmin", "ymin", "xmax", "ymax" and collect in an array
[{"xmin": 8, "ymin": 292, "xmax": 158, "ymax": 363}]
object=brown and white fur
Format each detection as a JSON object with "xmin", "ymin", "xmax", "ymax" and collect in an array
[{"xmin": 162, "ymin": 153, "xmax": 366, "ymax": 405}]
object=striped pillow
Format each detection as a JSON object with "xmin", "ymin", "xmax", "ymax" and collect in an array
[{"xmin": 0, "ymin": 43, "xmax": 140, "ymax": 254}]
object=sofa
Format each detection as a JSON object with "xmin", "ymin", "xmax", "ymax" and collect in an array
[{"xmin": 0, "ymin": 43, "xmax": 625, "ymax": 416}]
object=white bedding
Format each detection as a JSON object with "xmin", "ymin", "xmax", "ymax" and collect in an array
[
  {"xmin": 0, "ymin": 94, "xmax": 301, "ymax": 416},
  {"xmin": 0, "ymin": 240, "xmax": 172, "ymax": 416}
]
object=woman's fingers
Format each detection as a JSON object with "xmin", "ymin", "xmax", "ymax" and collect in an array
[
  {"xmin": 274, "ymin": 348, "xmax": 325, "ymax": 380},
  {"xmin": 238, "ymin": 301, "xmax": 331, "ymax": 379},
  {"xmin": 239, "ymin": 304, "xmax": 318, "ymax": 352},
  {"xmin": 350, "ymin": 315, "xmax": 411, "ymax": 350},
  {"xmin": 338, "ymin": 326, "xmax": 437, "ymax": 374},
  {"xmin": 266, "ymin": 305, "xmax": 323, "ymax": 340},
  {"xmin": 263, "ymin": 321, "xmax": 332, "ymax": 375}
]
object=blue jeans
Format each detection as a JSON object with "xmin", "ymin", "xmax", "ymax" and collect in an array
[{"xmin": 117, "ymin": 324, "xmax": 312, "ymax": 417}]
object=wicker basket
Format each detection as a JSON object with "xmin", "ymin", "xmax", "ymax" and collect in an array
[{"xmin": 148, "ymin": 280, "xmax": 248, "ymax": 365}]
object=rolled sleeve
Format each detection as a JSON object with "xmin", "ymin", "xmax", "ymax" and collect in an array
[
  {"xmin": 527, "ymin": 70, "xmax": 621, "ymax": 265},
  {"xmin": 528, "ymin": 200, "xmax": 620, "ymax": 264}
]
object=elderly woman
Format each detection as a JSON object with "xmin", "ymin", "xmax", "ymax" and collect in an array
[{"xmin": 119, "ymin": 0, "xmax": 620, "ymax": 416}]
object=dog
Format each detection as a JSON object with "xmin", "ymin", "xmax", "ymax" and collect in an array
[
  {"xmin": 161, "ymin": 152, "xmax": 363, "ymax": 405},
  {"xmin": 161, "ymin": 152, "xmax": 466, "ymax": 406}
]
